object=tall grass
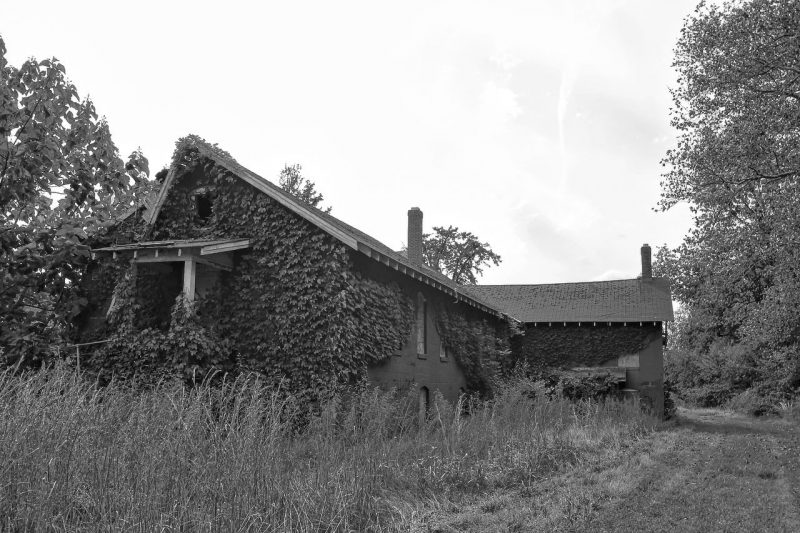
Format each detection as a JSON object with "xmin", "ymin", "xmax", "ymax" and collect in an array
[{"xmin": 0, "ymin": 365, "xmax": 655, "ymax": 531}]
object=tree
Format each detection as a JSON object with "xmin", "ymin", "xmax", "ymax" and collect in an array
[
  {"xmin": 421, "ymin": 226, "xmax": 501, "ymax": 285},
  {"xmin": 656, "ymin": 0, "xmax": 800, "ymax": 404},
  {"xmin": 278, "ymin": 163, "xmax": 331, "ymax": 213},
  {"xmin": 0, "ymin": 35, "xmax": 149, "ymax": 366}
]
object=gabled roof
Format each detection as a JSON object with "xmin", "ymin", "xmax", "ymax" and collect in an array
[
  {"xmin": 466, "ymin": 278, "xmax": 674, "ymax": 323},
  {"xmin": 144, "ymin": 137, "xmax": 504, "ymax": 317}
]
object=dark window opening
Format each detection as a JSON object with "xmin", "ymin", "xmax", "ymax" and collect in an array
[
  {"xmin": 134, "ymin": 262, "xmax": 183, "ymax": 331},
  {"xmin": 418, "ymin": 386, "xmax": 430, "ymax": 423},
  {"xmin": 196, "ymin": 193, "xmax": 213, "ymax": 222}
]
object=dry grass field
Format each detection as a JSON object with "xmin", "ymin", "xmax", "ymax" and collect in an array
[
  {"xmin": 2, "ymin": 366, "xmax": 798, "ymax": 532},
  {"xmin": 425, "ymin": 407, "xmax": 800, "ymax": 532},
  {"xmin": 0, "ymin": 366, "xmax": 654, "ymax": 532}
]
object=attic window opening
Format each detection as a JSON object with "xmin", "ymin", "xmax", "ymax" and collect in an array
[{"xmin": 194, "ymin": 188, "xmax": 215, "ymax": 222}]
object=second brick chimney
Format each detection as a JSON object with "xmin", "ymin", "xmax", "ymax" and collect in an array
[
  {"xmin": 408, "ymin": 207, "xmax": 423, "ymax": 265},
  {"xmin": 641, "ymin": 243, "xmax": 652, "ymax": 279}
]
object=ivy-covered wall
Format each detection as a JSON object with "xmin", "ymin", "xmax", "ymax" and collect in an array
[
  {"xmin": 74, "ymin": 144, "xmax": 408, "ymax": 398},
  {"xmin": 354, "ymin": 254, "xmax": 513, "ymax": 399},
  {"xmin": 515, "ymin": 324, "xmax": 659, "ymax": 369},
  {"xmin": 515, "ymin": 323, "xmax": 665, "ymax": 413}
]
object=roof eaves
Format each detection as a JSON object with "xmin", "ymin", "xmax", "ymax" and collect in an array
[{"xmin": 355, "ymin": 242, "xmax": 506, "ymax": 317}]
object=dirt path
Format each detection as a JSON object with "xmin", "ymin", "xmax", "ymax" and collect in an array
[
  {"xmin": 582, "ymin": 408, "xmax": 800, "ymax": 532},
  {"xmin": 423, "ymin": 408, "xmax": 800, "ymax": 532}
]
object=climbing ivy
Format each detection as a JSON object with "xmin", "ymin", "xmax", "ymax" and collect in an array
[
  {"xmin": 84, "ymin": 137, "xmax": 415, "ymax": 399},
  {"xmin": 516, "ymin": 325, "xmax": 657, "ymax": 369},
  {"xmin": 435, "ymin": 302, "xmax": 519, "ymax": 395},
  {"xmin": 89, "ymin": 294, "xmax": 233, "ymax": 387}
]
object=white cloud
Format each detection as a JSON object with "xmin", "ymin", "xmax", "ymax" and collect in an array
[{"xmin": 0, "ymin": 0, "xmax": 697, "ymax": 285}]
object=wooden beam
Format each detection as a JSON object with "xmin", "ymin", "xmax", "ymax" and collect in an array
[
  {"xmin": 183, "ymin": 258, "xmax": 197, "ymax": 302},
  {"xmin": 200, "ymin": 239, "xmax": 250, "ymax": 255},
  {"xmin": 134, "ymin": 250, "xmax": 185, "ymax": 263}
]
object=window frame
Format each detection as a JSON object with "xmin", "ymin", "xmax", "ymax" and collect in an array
[{"xmin": 416, "ymin": 292, "xmax": 428, "ymax": 357}]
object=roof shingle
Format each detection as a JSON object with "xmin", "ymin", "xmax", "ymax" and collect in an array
[{"xmin": 466, "ymin": 278, "xmax": 674, "ymax": 323}]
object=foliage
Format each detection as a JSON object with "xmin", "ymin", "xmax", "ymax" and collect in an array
[
  {"xmin": 90, "ymin": 137, "xmax": 414, "ymax": 399},
  {"xmin": 664, "ymin": 338, "xmax": 800, "ymax": 411},
  {"xmin": 0, "ymin": 366, "xmax": 656, "ymax": 531},
  {"xmin": 656, "ymin": 0, "xmax": 800, "ymax": 407},
  {"xmin": 662, "ymin": 379, "xmax": 677, "ymax": 419},
  {"xmin": 421, "ymin": 225, "xmax": 501, "ymax": 285},
  {"xmin": 0, "ymin": 35, "xmax": 150, "ymax": 367},
  {"xmin": 507, "ymin": 365, "xmax": 623, "ymax": 403},
  {"xmin": 514, "ymin": 324, "xmax": 656, "ymax": 370},
  {"xmin": 434, "ymin": 302, "xmax": 514, "ymax": 395},
  {"xmin": 90, "ymin": 295, "xmax": 233, "ymax": 387},
  {"xmin": 278, "ymin": 163, "xmax": 331, "ymax": 213},
  {"xmin": 557, "ymin": 373, "xmax": 622, "ymax": 403}
]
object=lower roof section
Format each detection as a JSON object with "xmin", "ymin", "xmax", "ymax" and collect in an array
[{"xmin": 465, "ymin": 278, "xmax": 674, "ymax": 323}]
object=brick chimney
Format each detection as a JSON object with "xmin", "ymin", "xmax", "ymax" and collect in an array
[
  {"xmin": 641, "ymin": 243, "xmax": 652, "ymax": 279},
  {"xmin": 407, "ymin": 207, "xmax": 423, "ymax": 265}
]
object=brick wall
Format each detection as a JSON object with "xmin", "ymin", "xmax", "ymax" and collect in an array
[{"xmin": 354, "ymin": 254, "xmax": 469, "ymax": 403}]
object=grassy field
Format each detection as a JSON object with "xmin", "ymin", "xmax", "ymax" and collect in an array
[
  {"xmin": 0, "ymin": 366, "xmax": 656, "ymax": 531},
  {"xmin": 426, "ymin": 406, "xmax": 800, "ymax": 532}
]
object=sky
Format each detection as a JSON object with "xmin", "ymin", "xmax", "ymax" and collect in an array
[{"xmin": 1, "ymin": 0, "xmax": 698, "ymax": 285}]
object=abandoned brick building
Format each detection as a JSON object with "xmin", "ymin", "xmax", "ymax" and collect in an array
[
  {"xmin": 468, "ymin": 245, "xmax": 674, "ymax": 414},
  {"xmin": 84, "ymin": 136, "xmax": 673, "ymax": 411}
]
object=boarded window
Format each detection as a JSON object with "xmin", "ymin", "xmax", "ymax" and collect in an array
[{"xmin": 617, "ymin": 353, "xmax": 640, "ymax": 368}]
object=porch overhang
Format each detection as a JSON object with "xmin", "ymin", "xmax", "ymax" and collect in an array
[
  {"xmin": 92, "ymin": 238, "xmax": 250, "ymax": 302},
  {"xmin": 92, "ymin": 238, "xmax": 250, "ymax": 268}
]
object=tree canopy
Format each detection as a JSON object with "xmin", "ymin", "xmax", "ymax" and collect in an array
[
  {"xmin": 421, "ymin": 226, "xmax": 501, "ymax": 285},
  {"xmin": 656, "ymin": 0, "xmax": 800, "ymax": 406},
  {"xmin": 0, "ymin": 35, "xmax": 149, "ymax": 366},
  {"xmin": 276, "ymin": 163, "xmax": 500, "ymax": 284},
  {"xmin": 278, "ymin": 163, "xmax": 331, "ymax": 213}
]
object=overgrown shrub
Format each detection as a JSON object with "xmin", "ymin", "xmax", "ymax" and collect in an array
[
  {"xmin": 663, "ymin": 379, "xmax": 677, "ymax": 419},
  {"xmin": 665, "ymin": 339, "xmax": 800, "ymax": 414},
  {"xmin": 503, "ymin": 365, "xmax": 623, "ymax": 403},
  {"xmin": 557, "ymin": 373, "xmax": 622, "ymax": 402},
  {"xmin": 88, "ymin": 295, "xmax": 233, "ymax": 387}
]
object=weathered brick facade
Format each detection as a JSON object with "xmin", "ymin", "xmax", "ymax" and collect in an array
[{"xmin": 469, "ymin": 250, "xmax": 674, "ymax": 414}]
